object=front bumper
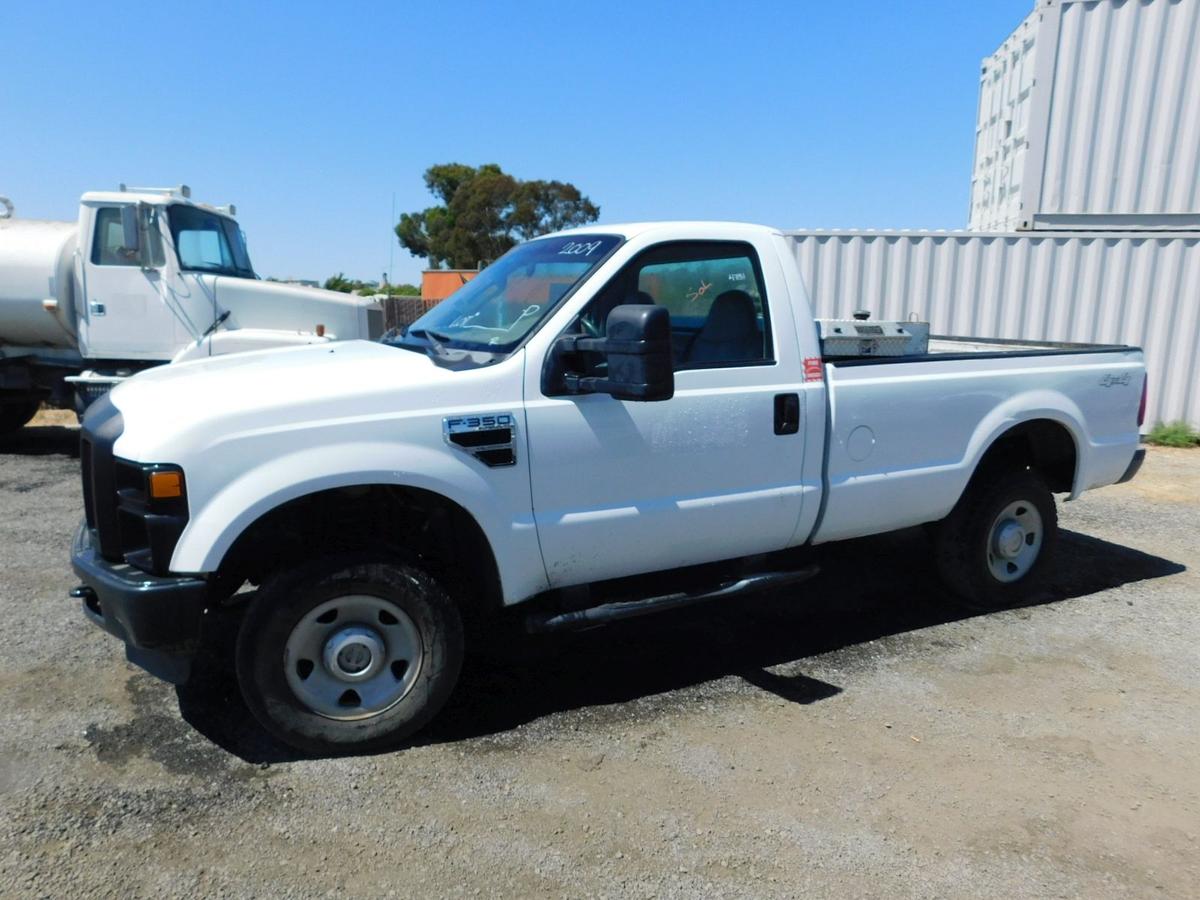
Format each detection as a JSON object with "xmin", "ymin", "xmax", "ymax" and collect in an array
[{"xmin": 71, "ymin": 522, "xmax": 208, "ymax": 684}]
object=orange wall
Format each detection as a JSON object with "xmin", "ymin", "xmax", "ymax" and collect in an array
[{"xmin": 422, "ymin": 269, "xmax": 478, "ymax": 303}]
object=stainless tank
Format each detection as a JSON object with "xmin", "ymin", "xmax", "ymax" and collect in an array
[{"xmin": 0, "ymin": 216, "xmax": 79, "ymax": 349}]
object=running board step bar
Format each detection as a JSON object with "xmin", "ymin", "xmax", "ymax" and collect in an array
[{"xmin": 525, "ymin": 566, "xmax": 820, "ymax": 633}]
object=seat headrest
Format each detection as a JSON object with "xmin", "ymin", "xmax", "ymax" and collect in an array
[{"xmin": 702, "ymin": 290, "xmax": 757, "ymax": 340}]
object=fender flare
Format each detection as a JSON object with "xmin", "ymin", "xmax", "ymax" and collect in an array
[
  {"xmin": 959, "ymin": 389, "xmax": 1087, "ymax": 499},
  {"xmin": 169, "ymin": 440, "xmax": 546, "ymax": 602}
]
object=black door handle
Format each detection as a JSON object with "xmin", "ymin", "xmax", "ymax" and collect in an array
[{"xmin": 774, "ymin": 393, "xmax": 800, "ymax": 435}]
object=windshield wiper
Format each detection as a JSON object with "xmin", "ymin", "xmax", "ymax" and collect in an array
[
  {"xmin": 407, "ymin": 327, "xmax": 457, "ymax": 357},
  {"xmin": 408, "ymin": 327, "xmax": 453, "ymax": 344}
]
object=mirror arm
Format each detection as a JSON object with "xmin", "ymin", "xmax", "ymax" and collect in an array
[
  {"xmin": 562, "ymin": 372, "xmax": 604, "ymax": 394},
  {"xmin": 557, "ymin": 334, "xmax": 670, "ymax": 356},
  {"xmin": 555, "ymin": 335, "xmax": 607, "ymax": 355}
]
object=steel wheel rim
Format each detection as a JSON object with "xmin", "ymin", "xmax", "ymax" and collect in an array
[
  {"xmin": 283, "ymin": 594, "xmax": 423, "ymax": 721},
  {"xmin": 987, "ymin": 500, "xmax": 1043, "ymax": 583}
]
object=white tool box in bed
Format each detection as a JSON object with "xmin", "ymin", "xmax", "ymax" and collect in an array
[{"xmin": 816, "ymin": 314, "xmax": 930, "ymax": 357}]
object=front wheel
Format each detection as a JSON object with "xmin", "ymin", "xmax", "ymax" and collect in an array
[
  {"xmin": 236, "ymin": 554, "xmax": 463, "ymax": 755},
  {"xmin": 933, "ymin": 469, "xmax": 1058, "ymax": 609}
]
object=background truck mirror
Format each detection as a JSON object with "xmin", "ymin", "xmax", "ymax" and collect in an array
[{"xmin": 119, "ymin": 205, "xmax": 141, "ymax": 262}]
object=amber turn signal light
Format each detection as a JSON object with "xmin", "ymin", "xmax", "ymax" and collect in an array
[{"xmin": 148, "ymin": 471, "xmax": 183, "ymax": 499}]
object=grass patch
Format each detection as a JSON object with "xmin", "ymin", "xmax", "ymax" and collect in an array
[{"xmin": 1145, "ymin": 420, "xmax": 1200, "ymax": 448}]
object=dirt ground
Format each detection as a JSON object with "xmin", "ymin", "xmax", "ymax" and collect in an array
[{"xmin": 0, "ymin": 422, "xmax": 1197, "ymax": 899}]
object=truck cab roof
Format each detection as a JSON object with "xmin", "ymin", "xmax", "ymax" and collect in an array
[
  {"xmin": 80, "ymin": 187, "xmax": 236, "ymax": 219},
  {"xmin": 551, "ymin": 221, "xmax": 783, "ymax": 242}
]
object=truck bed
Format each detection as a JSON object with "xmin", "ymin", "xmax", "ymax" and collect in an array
[{"xmin": 810, "ymin": 337, "xmax": 1143, "ymax": 545}]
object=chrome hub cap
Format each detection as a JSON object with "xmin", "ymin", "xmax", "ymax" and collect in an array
[
  {"xmin": 995, "ymin": 521, "xmax": 1026, "ymax": 558},
  {"xmin": 284, "ymin": 595, "xmax": 423, "ymax": 721},
  {"xmin": 987, "ymin": 500, "xmax": 1043, "ymax": 582},
  {"xmin": 323, "ymin": 627, "xmax": 385, "ymax": 680}
]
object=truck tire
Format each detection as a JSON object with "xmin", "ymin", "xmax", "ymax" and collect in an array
[
  {"xmin": 0, "ymin": 401, "xmax": 40, "ymax": 437},
  {"xmin": 933, "ymin": 469, "xmax": 1058, "ymax": 610},
  {"xmin": 235, "ymin": 554, "xmax": 463, "ymax": 755}
]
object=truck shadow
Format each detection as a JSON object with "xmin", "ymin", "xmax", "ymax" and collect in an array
[
  {"xmin": 176, "ymin": 527, "xmax": 1184, "ymax": 763},
  {"xmin": 0, "ymin": 426, "xmax": 80, "ymax": 457}
]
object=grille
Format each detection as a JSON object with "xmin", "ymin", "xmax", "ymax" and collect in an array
[{"xmin": 80, "ymin": 436, "xmax": 95, "ymax": 528}]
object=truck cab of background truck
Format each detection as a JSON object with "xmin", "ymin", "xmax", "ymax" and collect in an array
[
  {"xmin": 69, "ymin": 221, "xmax": 1146, "ymax": 755},
  {"xmin": 0, "ymin": 185, "xmax": 382, "ymax": 434}
]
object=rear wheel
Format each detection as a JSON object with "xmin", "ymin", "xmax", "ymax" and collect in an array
[
  {"xmin": 0, "ymin": 400, "xmax": 40, "ymax": 438},
  {"xmin": 236, "ymin": 554, "xmax": 463, "ymax": 755},
  {"xmin": 933, "ymin": 469, "xmax": 1058, "ymax": 609}
]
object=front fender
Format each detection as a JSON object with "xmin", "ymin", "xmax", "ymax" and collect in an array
[{"xmin": 169, "ymin": 440, "xmax": 547, "ymax": 604}]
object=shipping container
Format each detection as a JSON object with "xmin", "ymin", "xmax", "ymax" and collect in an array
[
  {"xmin": 970, "ymin": 0, "xmax": 1200, "ymax": 232},
  {"xmin": 787, "ymin": 230, "xmax": 1200, "ymax": 429}
]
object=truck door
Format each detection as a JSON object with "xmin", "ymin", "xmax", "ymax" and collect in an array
[
  {"xmin": 524, "ymin": 238, "xmax": 811, "ymax": 587},
  {"xmin": 78, "ymin": 205, "xmax": 176, "ymax": 360}
]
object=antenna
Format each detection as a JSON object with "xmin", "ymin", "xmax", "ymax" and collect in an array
[{"xmin": 388, "ymin": 191, "xmax": 396, "ymax": 287}]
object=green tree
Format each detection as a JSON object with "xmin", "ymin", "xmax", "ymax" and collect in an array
[
  {"xmin": 324, "ymin": 273, "xmax": 420, "ymax": 297},
  {"xmin": 396, "ymin": 163, "xmax": 600, "ymax": 269},
  {"xmin": 323, "ymin": 272, "xmax": 359, "ymax": 293},
  {"xmin": 379, "ymin": 282, "xmax": 420, "ymax": 297}
]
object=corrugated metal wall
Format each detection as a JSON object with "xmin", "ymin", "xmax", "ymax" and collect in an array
[
  {"xmin": 970, "ymin": 6, "xmax": 1039, "ymax": 231},
  {"xmin": 970, "ymin": 0, "xmax": 1200, "ymax": 232},
  {"xmin": 1037, "ymin": 0, "xmax": 1200, "ymax": 222},
  {"xmin": 787, "ymin": 230, "xmax": 1200, "ymax": 428}
]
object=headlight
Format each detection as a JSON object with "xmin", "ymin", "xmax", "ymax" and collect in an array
[{"xmin": 114, "ymin": 460, "xmax": 189, "ymax": 574}]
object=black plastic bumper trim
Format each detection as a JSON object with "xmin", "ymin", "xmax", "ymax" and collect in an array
[
  {"xmin": 71, "ymin": 522, "xmax": 207, "ymax": 684},
  {"xmin": 1118, "ymin": 448, "xmax": 1146, "ymax": 484}
]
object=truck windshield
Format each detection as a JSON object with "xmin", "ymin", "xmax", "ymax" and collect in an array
[
  {"xmin": 400, "ymin": 234, "xmax": 621, "ymax": 355},
  {"xmin": 167, "ymin": 204, "xmax": 256, "ymax": 278}
]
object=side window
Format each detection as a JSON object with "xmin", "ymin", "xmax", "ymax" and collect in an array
[
  {"xmin": 89, "ymin": 206, "xmax": 165, "ymax": 267},
  {"xmin": 90, "ymin": 208, "xmax": 138, "ymax": 266},
  {"xmin": 581, "ymin": 241, "xmax": 772, "ymax": 370}
]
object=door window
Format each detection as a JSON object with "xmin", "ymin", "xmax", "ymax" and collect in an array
[
  {"xmin": 90, "ymin": 206, "xmax": 165, "ymax": 267},
  {"xmin": 91, "ymin": 208, "xmax": 138, "ymax": 266},
  {"xmin": 579, "ymin": 241, "xmax": 773, "ymax": 370}
]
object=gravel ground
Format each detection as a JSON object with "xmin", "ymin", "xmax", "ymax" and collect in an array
[{"xmin": 1, "ymin": 422, "xmax": 1197, "ymax": 899}]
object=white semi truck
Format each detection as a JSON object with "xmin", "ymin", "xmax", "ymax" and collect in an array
[
  {"xmin": 0, "ymin": 186, "xmax": 383, "ymax": 435},
  {"xmin": 70, "ymin": 222, "xmax": 1146, "ymax": 755}
]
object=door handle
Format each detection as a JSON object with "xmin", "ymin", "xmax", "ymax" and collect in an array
[{"xmin": 774, "ymin": 393, "xmax": 799, "ymax": 435}]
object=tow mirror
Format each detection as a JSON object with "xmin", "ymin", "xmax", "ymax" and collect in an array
[
  {"xmin": 547, "ymin": 304, "xmax": 674, "ymax": 402},
  {"xmin": 119, "ymin": 204, "xmax": 142, "ymax": 263}
]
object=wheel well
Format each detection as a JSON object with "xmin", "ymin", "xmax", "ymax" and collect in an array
[
  {"xmin": 213, "ymin": 485, "xmax": 502, "ymax": 617},
  {"xmin": 973, "ymin": 419, "xmax": 1078, "ymax": 493}
]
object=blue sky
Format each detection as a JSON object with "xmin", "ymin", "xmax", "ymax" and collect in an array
[{"xmin": 2, "ymin": 0, "xmax": 1030, "ymax": 285}]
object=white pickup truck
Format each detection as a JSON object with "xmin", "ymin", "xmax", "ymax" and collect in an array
[
  {"xmin": 70, "ymin": 222, "xmax": 1146, "ymax": 754},
  {"xmin": 0, "ymin": 186, "xmax": 381, "ymax": 435}
]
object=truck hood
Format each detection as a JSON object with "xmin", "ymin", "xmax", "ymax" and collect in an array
[
  {"xmin": 107, "ymin": 340, "xmax": 511, "ymax": 461},
  {"xmin": 208, "ymin": 275, "xmax": 379, "ymax": 341}
]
